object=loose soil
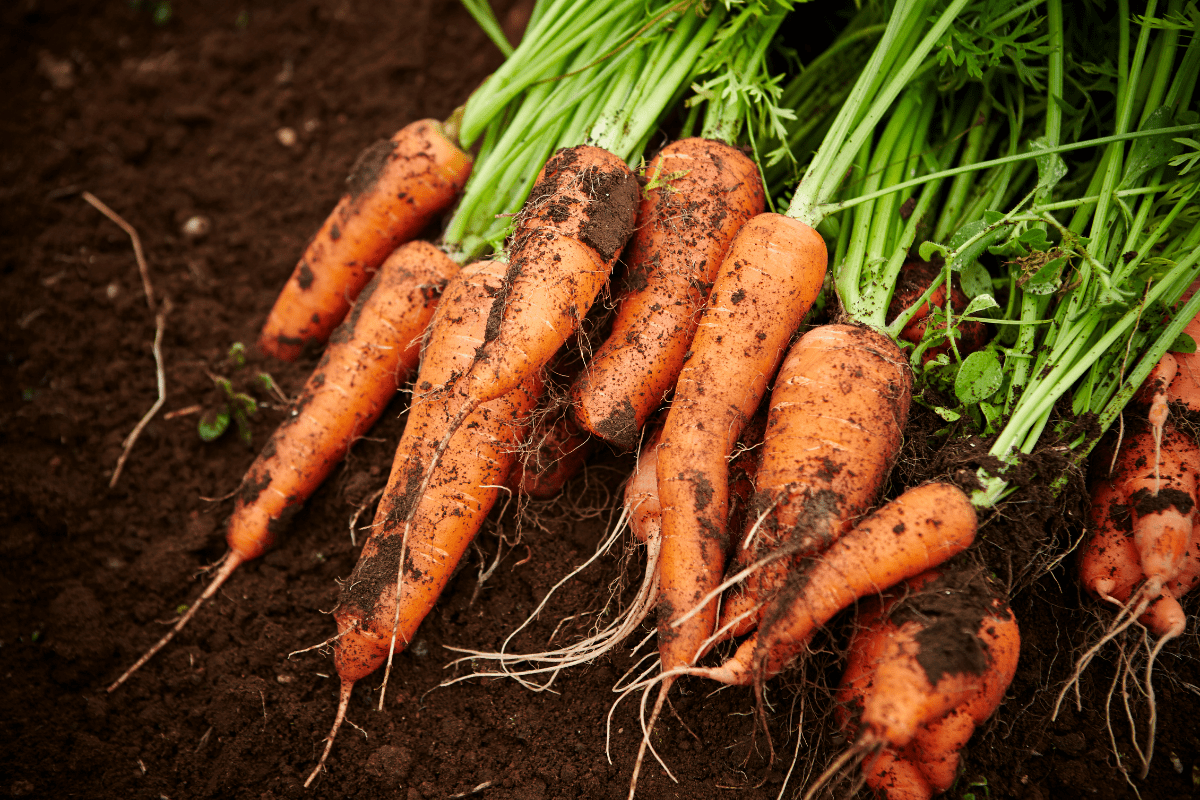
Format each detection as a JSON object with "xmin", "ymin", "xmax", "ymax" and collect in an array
[{"xmin": 2, "ymin": 2, "xmax": 1198, "ymax": 799}]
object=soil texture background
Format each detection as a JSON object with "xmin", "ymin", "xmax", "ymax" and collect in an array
[{"xmin": 2, "ymin": 2, "xmax": 1198, "ymax": 799}]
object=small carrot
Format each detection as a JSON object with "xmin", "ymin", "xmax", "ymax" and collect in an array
[
  {"xmin": 305, "ymin": 258, "xmax": 541, "ymax": 786},
  {"xmin": 887, "ymin": 260, "xmax": 987, "ymax": 363},
  {"xmin": 1064, "ymin": 422, "xmax": 1200, "ymax": 776},
  {"xmin": 719, "ymin": 323, "xmax": 913, "ymax": 640},
  {"xmin": 107, "ymin": 240, "xmax": 457, "ymax": 691},
  {"xmin": 569, "ymin": 138, "xmax": 765, "ymax": 448},
  {"xmin": 695, "ymin": 482, "xmax": 978, "ymax": 687},
  {"xmin": 828, "ymin": 570, "xmax": 1021, "ymax": 800},
  {"xmin": 510, "ymin": 408, "xmax": 595, "ymax": 500},
  {"xmin": 259, "ymin": 119, "xmax": 472, "ymax": 361}
]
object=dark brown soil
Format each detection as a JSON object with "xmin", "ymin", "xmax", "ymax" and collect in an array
[{"xmin": 2, "ymin": 2, "xmax": 1198, "ymax": 799}]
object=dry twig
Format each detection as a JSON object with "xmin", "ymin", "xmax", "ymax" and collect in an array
[{"xmin": 82, "ymin": 191, "xmax": 169, "ymax": 488}]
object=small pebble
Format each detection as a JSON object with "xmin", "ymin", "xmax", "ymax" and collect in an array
[
  {"xmin": 105, "ymin": 282, "xmax": 120, "ymax": 300},
  {"xmin": 181, "ymin": 215, "xmax": 211, "ymax": 239},
  {"xmin": 276, "ymin": 127, "xmax": 297, "ymax": 147}
]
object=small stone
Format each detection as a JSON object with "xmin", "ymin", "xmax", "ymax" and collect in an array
[
  {"xmin": 276, "ymin": 127, "xmax": 298, "ymax": 147},
  {"xmin": 182, "ymin": 215, "xmax": 211, "ymax": 239},
  {"xmin": 105, "ymin": 282, "xmax": 120, "ymax": 300}
]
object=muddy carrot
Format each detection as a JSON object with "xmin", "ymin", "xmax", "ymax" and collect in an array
[{"xmin": 259, "ymin": 119, "xmax": 471, "ymax": 361}]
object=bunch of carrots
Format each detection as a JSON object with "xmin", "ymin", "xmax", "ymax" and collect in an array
[{"xmin": 104, "ymin": 0, "xmax": 1200, "ymax": 797}]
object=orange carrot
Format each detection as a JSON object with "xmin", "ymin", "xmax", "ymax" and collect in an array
[
  {"xmin": 383, "ymin": 145, "xmax": 639, "ymax": 630},
  {"xmin": 569, "ymin": 138, "xmax": 765, "ymax": 448},
  {"xmin": 830, "ymin": 570, "xmax": 1021, "ymax": 800},
  {"xmin": 1164, "ymin": 283, "xmax": 1200, "ymax": 411},
  {"xmin": 696, "ymin": 482, "xmax": 977, "ymax": 687},
  {"xmin": 259, "ymin": 119, "xmax": 472, "ymax": 361},
  {"xmin": 654, "ymin": 212, "xmax": 827, "ymax": 678},
  {"xmin": 305, "ymin": 258, "xmax": 541, "ymax": 786},
  {"xmin": 460, "ymin": 145, "xmax": 639, "ymax": 408},
  {"xmin": 1103, "ymin": 423, "xmax": 1198, "ymax": 595},
  {"xmin": 624, "ymin": 214, "xmax": 825, "ymax": 797},
  {"xmin": 887, "ymin": 260, "xmax": 986, "ymax": 363},
  {"xmin": 107, "ymin": 240, "xmax": 457, "ymax": 691},
  {"xmin": 510, "ymin": 407, "xmax": 595, "ymax": 500},
  {"xmin": 719, "ymin": 324, "xmax": 913, "ymax": 640},
  {"xmin": 1063, "ymin": 421, "xmax": 1200, "ymax": 777}
]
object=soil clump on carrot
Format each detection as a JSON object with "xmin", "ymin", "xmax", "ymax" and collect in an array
[{"xmin": 2, "ymin": 2, "xmax": 1199, "ymax": 799}]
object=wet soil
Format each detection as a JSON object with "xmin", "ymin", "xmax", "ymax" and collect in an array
[{"xmin": 2, "ymin": 2, "xmax": 1199, "ymax": 799}]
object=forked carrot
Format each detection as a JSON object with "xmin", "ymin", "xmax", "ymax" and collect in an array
[
  {"xmin": 1063, "ymin": 422, "xmax": 1200, "ymax": 776},
  {"xmin": 259, "ymin": 119, "xmax": 472, "ymax": 361},
  {"xmin": 826, "ymin": 570, "xmax": 1021, "ymax": 800},
  {"xmin": 108, "ymin": 240, "xmax": 457, "ymax": 691},
  {"xmin": 569, "ymin": 138, "xmax": 765, "ymax": 448}
]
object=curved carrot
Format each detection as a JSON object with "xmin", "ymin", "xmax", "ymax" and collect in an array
[
  {"xmin": 259, "ymin": 119, "xmax": 472, "ymax": 361},
  {"xmin": 720, "ymin": 324, "xmax": 912, "ymax": 639},
  {"xmin": 698, "ymin": 482, "xmax": 977, "ymax": 686},
  {"xmin": 655, "ymin": 212, "xmax": 827, "ymax": 676},
  {"xmin": 569, "ymin": 138, "xmax": 765, "ymax": 448},
  {"xmin": 306, "ymin": 259, "xmax": 540, "ymax": 785},
  {"xmin": 107, "ymin": 240, "xmax": 457, "ymax": 691}
]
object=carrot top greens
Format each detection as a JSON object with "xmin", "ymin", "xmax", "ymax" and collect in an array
[{"xmin": 444, "ymin": 0, "xmax": 797, "ymax": 262}]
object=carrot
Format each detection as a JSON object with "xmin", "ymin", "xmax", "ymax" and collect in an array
[
  {"xmin": 1060, "ymin": 420, "xmax": 1200, "ymax": 778},
  {"xmin": 460, "ymin": 145, "xmax": 639, "ymax": 407},
  {"xmin": 107, "ymin": 240, "xmax": 457, "ymax": 691},
  {"xmin": 385, "ymin": 144, "xmax": 639, "ymax": 627},
  {"xmin": 569, "ymin": 138, "xmax": 765, "ymax": 448},
  {"xmin": 510, "ymin": 406, "xmax": 595, "ymax": 500},
  {"xmin": 654, "ymin": 212, "xmax": 827, "ymax": 675},
  {"xmin": 1163, "ymin": 281, "xmax": 1200, "ymax": 411},
  {"xmin": 695, "ymin": 482, "xmax": 977, "ymax": 687},
  {"xmin": 887, "ymin": 260, "xmax": 987, "ymax": 363},
  {"xmin": 259, "ymin": 119, "xmax": 472, "ymax": 361},
  {"xmin": 719, "ymin": 324, "xmax": 913, "ymax": 640},
  {"xmin": 305, "ymin": 258, "xmax": 541, "ymax": 786},
  {"xmin": 620, "ymin": 211, "xmax": 825, "ymax": 797},
  {"xmin": 1101, "ymin": 423, "xmax": 1198, "ymax": 596},
  {"xmin": 828, "ymin": 569, "xmax": 1021, "ymax": 800}
]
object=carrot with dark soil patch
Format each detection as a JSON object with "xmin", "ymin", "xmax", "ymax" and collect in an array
[
  {"xmin": 826, "ymin": 569, "xmax": 1020, "ymax": 800},
  {"xmin": 305, "ymin": 258, "xmax": 541, "ymax": 786},
  {"xmin": 569, "ymin": 138, "xmax": 765, "ymax": 449},
  {"xmin": 108, "ymin": 241, "xmax": 457, "ymax": 691}
]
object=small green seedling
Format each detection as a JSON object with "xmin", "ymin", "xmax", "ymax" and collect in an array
[
  {"xmin": 199, "ymin": 376, "xmax": 258, "ymax": 445},
  {"xmin": 962, "ymin": 777, "xmax": 989, "ymax": 800},
  {"xmin": 198, "ymin": 343, "xmax": 261, "ymax": 446}
]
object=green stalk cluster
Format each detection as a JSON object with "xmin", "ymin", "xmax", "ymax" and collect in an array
[{"xmin": 445, "ymin": 0, "xmax": 795, "ymax": 263}]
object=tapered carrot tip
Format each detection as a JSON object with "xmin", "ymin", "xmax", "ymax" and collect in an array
[{"xmin": 260, "ymin": 119, "xmax": 471, "ymax": 361}]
